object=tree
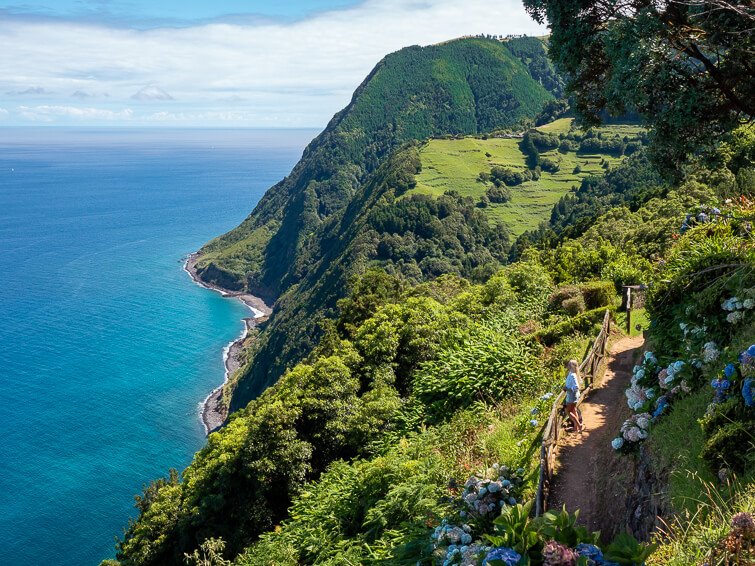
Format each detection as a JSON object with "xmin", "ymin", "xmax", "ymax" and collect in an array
[{"xmin": 522, "ymin": 0, "xmax": 754, "ymax": 174}]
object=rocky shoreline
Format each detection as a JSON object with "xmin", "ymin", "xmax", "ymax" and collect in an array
[{"xmin": 184, "ymin": 253, "xmax": 272, "ymax": 434}]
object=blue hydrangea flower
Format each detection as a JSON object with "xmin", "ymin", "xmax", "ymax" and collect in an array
[
  {"xmin": 483, "ymin": 547, "xmax": 521, "ymax": 566},
  {"xmin": 611, "ymin": 437, "xmax": 624, "ymax": 450},
  {"xmin": 575, "ymin": 543, "xmax": 604, "ymax": 565},
  {"xmin": 653, "ymin": 396, "xmax": 668, "ymax": 418},
  {"xmin": 724, "ymin": 364, "xmax": 737, "ymax": 378},
  {"xmin": 743, "ymin": 378, "xmax": 753, "ymax": 407},
  {"xmin": 529, "ymin": 419, "xmax": 539, "ymax": 427},
  {"xmin": 749, "ymin": 345, "xmax": 755, "ymax": 357}
]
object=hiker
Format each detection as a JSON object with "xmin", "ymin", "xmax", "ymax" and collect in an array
[{"xmin": 563, "ymin": 359, "xmax": 583, "ymax": 433}]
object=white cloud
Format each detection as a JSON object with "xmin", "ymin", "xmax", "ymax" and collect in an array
[
  {"xmin": 0, "ymin": 107, "xmax": 8, "ymax": 119},
  {"xmin": 72, "ymin": 90, "xmax": 110, "ymax": 99},
  {"xmin": 5, "ymin": 86, "xmax": 54, "ymax": 95},
  {"xmin": 0, "ymin": 0, "xmax": 547, "ymax": 125},
  {"xmin": 131, "ymin": 85, "xmax": 174, "ymax": 101},
  {"xmin": 17, "ymin": 105, "xmax": 133, "ymax": 121}
]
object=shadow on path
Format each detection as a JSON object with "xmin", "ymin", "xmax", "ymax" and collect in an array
[{"xmin": 547, "ymin": 335, "xmax": 645, "ymax": 536}]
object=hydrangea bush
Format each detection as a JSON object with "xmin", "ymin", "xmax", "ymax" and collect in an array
[
  {"xmin": 721, "ymin": 291, "xmax": 755, "ymax": 324},
  {"xmin": 615, "ymin": 341, "xmax": 755, "ymax": 451},
  {"xmin": 429, "ymin": 491, "xmax": 655, "ymax": 565},
  {"xmin": 431, "ymin": 521, "xmax": 490, "ymax": 566},
  {"xmin": 460, "ymin": 464, "xmax": 523, "ymax": 522}
]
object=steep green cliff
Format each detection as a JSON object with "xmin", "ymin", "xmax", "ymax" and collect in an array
[
  {"xmin": 196, "ymin": 37, "xmax": 556, "ymax": 298},
  {"xmin": 194, "ymin": 37, "xmax": 565, "ymax": 409}
]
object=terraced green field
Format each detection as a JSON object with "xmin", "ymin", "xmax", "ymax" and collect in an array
[{"xmin": 410, "ymin": 119, "xmax": 644, "ymax": 236}]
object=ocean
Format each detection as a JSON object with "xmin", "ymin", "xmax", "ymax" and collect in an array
[{"xmin": 0, "ymin": 128, "xmax": 315, "ymax": 565}]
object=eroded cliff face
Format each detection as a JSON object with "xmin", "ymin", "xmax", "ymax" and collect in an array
[
  {"xmin": 195, "ymin": 262, "xmax": 244, "ymax": 292},
  {"xmin": 624, "ymin": 446, "xmax": 670, "ymax": 542}
]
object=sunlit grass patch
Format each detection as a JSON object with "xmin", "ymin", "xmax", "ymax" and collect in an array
[{"xmin": 410, "ymin": 123, "xmax": 638, "ymax": 236}]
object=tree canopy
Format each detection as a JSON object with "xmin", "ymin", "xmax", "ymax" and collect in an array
[{"xmin": 523, "ymin": 0, "xmax": 754, "ymax": 173}]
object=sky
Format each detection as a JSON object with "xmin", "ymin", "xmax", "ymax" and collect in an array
[{"xmin": 0, "ymin": 0, "xmax": 547, "ymax": 127}]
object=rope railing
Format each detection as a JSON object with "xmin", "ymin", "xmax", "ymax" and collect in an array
[{"xmin": 534, "ymin": 309, "xmax": 612, "ymax": 517}]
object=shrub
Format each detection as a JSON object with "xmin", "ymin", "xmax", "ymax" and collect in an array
[
  {"xmin": 533, "ymin": 307, "xmax": 609, "ymax": 347},
  {"xmin": 548, "ymin": 285, "xmax": 582, "ymax": 309},
  {"xmin": 701, "ymin": 422, "xmax": 754, "ymax": 474},
  {"xmin": 486, "ymin": 185, "xmax": 512, "ymax": 203},
  {"xmin": 579, "ymin": 281, "xmax": 617, "ymax": 310},
  {"xmin": 540, "ymin": 157, "xmax": 561, "ymax": 173},
  {"xmin": 413, "ymin": 324, "xmax": 545, "ymax": 418},
  {"xmin": 562, "ymin": 295, "xmax": 587, "ymax": 316},
  {"xmin": 700, "ymin": 398, "xmax": 755, "ymax": 475},
  {"xmin": 491, "ymin": 166, "xmax": 531, "ymax": 187}
]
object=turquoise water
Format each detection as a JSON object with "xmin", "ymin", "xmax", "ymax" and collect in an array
[{"xmin": 0, "ymin": 128, "xmax": 315, "ymax": 565}]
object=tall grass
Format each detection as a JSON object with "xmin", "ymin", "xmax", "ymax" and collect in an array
[{"xmin": 648, "ymin": 472, "xmax": 754, "ymax": 565}]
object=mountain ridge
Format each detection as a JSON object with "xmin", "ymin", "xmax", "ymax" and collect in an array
[{"xmin": 194, "ymin": 36, "xmax": 563, "ymax": 409}]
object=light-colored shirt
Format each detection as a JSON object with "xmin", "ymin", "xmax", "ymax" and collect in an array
[
  {"xmin": 566, "ymin": 372, "xmax": 580, "ymax": 391},
  {"xmin": 565, "ymin": 372, "xmax": 580, "ymax": 402}
]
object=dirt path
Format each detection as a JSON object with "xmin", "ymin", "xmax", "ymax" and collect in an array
[{"xmin": 548, "ymin": 334, "xmax": 645, "ymax": 537}]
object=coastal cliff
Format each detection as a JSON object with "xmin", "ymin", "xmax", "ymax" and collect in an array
[{"xmin": 194, "ymin": 36, "xmax": 563, "ymax": 412}]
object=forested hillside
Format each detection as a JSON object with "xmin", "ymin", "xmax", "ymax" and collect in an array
[
  {"xmin": 195, "ymin": 36, "xmax": 556, "ymax": 296},
  {"xmin": 106, "ymin": 3, "xmax": 754, "ymax": 563},
  {"xmin": 193, "ymin": 36, "xmax": 562, "ymax": 409},
  {"xmin": 108, "ymin": 120, "xmax": 753, "ymax": 564}
]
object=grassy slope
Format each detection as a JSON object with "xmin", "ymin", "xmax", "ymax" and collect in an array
[{"xmin": 410, "ymin": 119, "xmax": 644, "ymax": 237}]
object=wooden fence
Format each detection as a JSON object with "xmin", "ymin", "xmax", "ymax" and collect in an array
[{"xmin": 534, "ymin": 309, "xmax": 612, "ymax": 517}]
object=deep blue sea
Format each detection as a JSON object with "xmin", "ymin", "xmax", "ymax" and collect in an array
[{"xmin": 0, "ymin": 128, "xmax": 315, "ymax": 565}]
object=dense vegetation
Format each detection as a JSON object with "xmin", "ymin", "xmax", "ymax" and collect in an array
[
  {"xmin": 113, "ymin": 257, "xmax": 608, "ymax": 564},
  {"xmin": 228, "ymin": 145, "xmax": 518, "ymax": 405},
  {"xmin": 106, "ymin": 8, "xmax": 755, "ymax": 564},
  {"xmin": 110, "ymin": 130, "xmax": 752, "ymax": 563},
  {"xmin": 523, "ymin": 0, "xmax": 754, "ymax": 174},
  {"xmin": 194, "ymin": 37, "xmax": 563, "ymax": 409},
  {"xmin": 196, "ymin": 36, "xmax": 556, "ymax": 295}
]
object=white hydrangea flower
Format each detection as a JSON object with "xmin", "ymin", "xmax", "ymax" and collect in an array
[{"xmin": 727, "ymin": 311, "xmax": 744, "ymax": 324}]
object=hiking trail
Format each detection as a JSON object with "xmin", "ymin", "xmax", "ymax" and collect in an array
[{"xmin": 547, "ymin": 334, "xmax": 645, "ymax": 536}]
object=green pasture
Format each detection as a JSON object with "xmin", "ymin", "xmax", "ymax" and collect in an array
[{"xmin": 411, "ymin": 121, "xmax": 644, "ymax": 236}]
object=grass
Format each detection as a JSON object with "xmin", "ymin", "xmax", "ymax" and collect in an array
[
  {"xmin": 615, "ymin": 307, "xmax": 650, "ymax": 337},
  {"xmin": 197, "ymin": 224, "xmax": 273, "ymax": 278},
  {"xmin": 648, "ymin": 475, "xmax": 755, "ymax": 565},
  {"xmin": 410, "ymin": 120, "xmax": 644, "ymax": 237},
  {"xmin": 535, "ymin": 117, "xmax": 573, "ymax": 134},
  {"xmin": 646, "ymin": 389, "xmax": 717, "ymax": 514}
]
